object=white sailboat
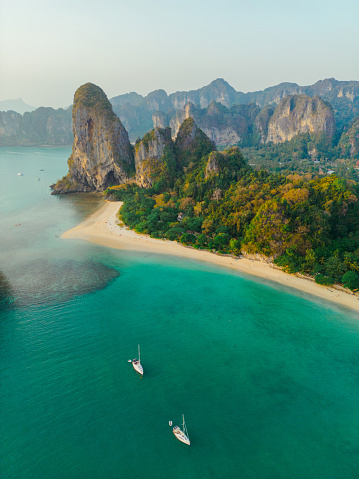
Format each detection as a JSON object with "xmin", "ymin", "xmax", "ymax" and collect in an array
[
  {"xmin": 132, "ymin": 345, "xmax": 143, "ymax": 376},
  {"xmin": 173, "ymin": 414, "xmax": 190, "ymax": 445}
]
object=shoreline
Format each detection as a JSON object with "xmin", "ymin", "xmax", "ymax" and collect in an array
[{"xmin": 62, "ymin": 201, "xmax": 359, "ymax": 312}]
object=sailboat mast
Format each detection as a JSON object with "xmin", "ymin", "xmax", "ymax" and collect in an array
[{"xmin": 138, "ymin": 344, "xmax": 140, "ymax": 362}]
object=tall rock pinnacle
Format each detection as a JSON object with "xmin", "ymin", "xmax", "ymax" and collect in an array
[{"xmin": 51, "ymin": 83, "xmax": 134, "ymax": 193}]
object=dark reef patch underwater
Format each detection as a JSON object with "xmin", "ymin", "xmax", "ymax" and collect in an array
[{"xmin": 4, "ymin": 259, "xmax": 120, "ymax": 308}]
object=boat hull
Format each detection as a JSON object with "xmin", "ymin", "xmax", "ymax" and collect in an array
[
  {"xmin": 173, "ymin": 426, "xmax": 190, "ymax": 445},
  {"xmin": 132, "ymin": 360, "xmax": 143, "ymax": 375}
]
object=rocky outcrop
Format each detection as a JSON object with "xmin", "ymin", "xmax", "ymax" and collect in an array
[
  {"xmin": 51, "ymin": 83, "xmax": 134, "ymax": 194},
  {"xmin": 169, "ymin": 101, "xmax": 259, "ymax": 147},
  {"xmin": 205, "ymin": 147, "xmax": 245, "ymax": 179},
  {"xmin": 338, "ymin": 118, "xmax": 359, "ymax": 158},
  {"xmin": 110, "ymin": 78, "xmax": 359, "ymax": 115},
  {"xmin": 306, "ymin": 78, "xmax": 359, "ymax": 103},
  {"xmin": 202, "ymin": 103, "xmax": 260, "ymax": 147},
  {"xmin": 237, "ymin": 82, "xmax": 304, "ymax": 107},
  {"xmin": 134, "ymin": 119, "xmax": 216, "ymax": 187},
  {"xmin": 169, "ymin": 78, "xmax": 239, "ymax": 110},
  {"xmin": 169, "ymin": 103, "xmax": 196, "ymax": 138},
  {"xmin": 109, "ymin": 79, "xmax": 241, "ymax": 141},
  {"xmin": 205, "ymin": 151, "xmax": 222, "ymax": 178},
  {"xmin": 0, "ymin": 107, "xmax": 72, "ymax": 146},
  {"xmin": 134, "ymin": 127, "xmax": 174, "ymax": 187},
  {"xmin": 3, "ymin": 78, "xmax": 358, "ymax": 147},
  {"xmin": 175, "ymin": 118, "xmax": 216, "ymax": 167},
  {"xmin": 144, "ymin": 90, "xmax": 171, "ymax": 112},
  {"xmin": 266, "ymin": 95, "xmax": 335, "ymax": 144},
  {"xmin": 152, "ymin": 111, "xmax": 169, "ymax": 129},
  {"xmin": 175, "ymin": 117, "xmax": 200, "ymax": 152},
  {"xmin": 253, "ymin": 106, "xmax": 275, "ymax": 143}
]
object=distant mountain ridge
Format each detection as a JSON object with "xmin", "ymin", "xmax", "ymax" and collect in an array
[
  {"xmin": 111, "ymin": 77, "xmax": 359, "ymax": 109},
  {"xmin": 0, "ymin": 107, "xmax": 72, "ymax": 146},
  {"xmin": 0, "ymin": 98, "xmax": 36, "ymax": 115},
  {"xmin": 1, "ymin": 78, "xmax": 358, "ymax": 149},
  {"xmin": 110, "ymin": 77, "xmax": 359, "ymax": 141}
]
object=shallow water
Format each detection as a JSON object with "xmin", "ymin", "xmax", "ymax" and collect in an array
[{"xmin": 1, "ymin": 147, "xmax": 359, "ymax": 479}]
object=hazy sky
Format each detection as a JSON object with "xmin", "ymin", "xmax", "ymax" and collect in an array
[{"xmin": 1, "ymin": 0, "xmax": 358, "ymax": 108}]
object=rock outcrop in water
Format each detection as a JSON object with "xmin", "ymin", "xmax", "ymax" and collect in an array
[
  {"xmin": 51, "ymin": 83, "xmax": 134, "ymax": 194},
  {"xmin": 266, "ymin": 94, "xmax": 335, "ymax": 143}
]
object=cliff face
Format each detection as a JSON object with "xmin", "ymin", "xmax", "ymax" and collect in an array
[
  {"xmin": 175, "ymin": 117, "xmax": 216, "ymax": 167},
  {"xmin": 266, "ymin": 95, "xmax": 335, "ymax": 143},
  {"xmin": 152, "ymin": 111, "xmax": 169, "ymax": 129},
  {"xmin": 169, "ymin": 103, "xmax": 195, "ymax": 138},
  {"xmin": 110, "ymin": 79, "xmax": 241, "ymax": 140},
  {"xmin": 339, "ymin": 119, "xmax": 359, "ymax": 158},
  {"xmin": 253, "ymin": 106, "xmax": 275, "ymax": 143},
  {"xmin": 134, "ymin": 119, "xmax": 215, "ymax": 188},
  {"xmin": 134, "ymin": 127, "xmax": 174, "ymax": 188},
  {"xmin": 169, "ymin": 101, "xmax": 259, "ymax": 147},
  {"xmin": 0, "ymin": 107, "xmax": 72, "ymax": 146},
  {"xmin": 205, "ymin": 147, "xmax": 245, "ymax": 179},
  {"xmin": 169, "ymin": 78, "xmax": 238, "ymax": 110},
  {"xmin": 205, "ymin": 151, "xmax": 222, "ymax": 178},
  {"xmin": 3, "ymin": 78, "xmax": 358, "ymax": 146},
  {"xmin": 51, "ymin": 83, "xmax": 134, "ymax": 194}
]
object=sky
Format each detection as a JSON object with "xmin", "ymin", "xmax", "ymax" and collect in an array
[{"xmin": 0, "ymin": 0, "xmax": 358, "ymax": 109}]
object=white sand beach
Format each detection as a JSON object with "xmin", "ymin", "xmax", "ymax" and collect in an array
[{"xmin": 62, "ymin": 201, "xmax": 359, "ymax": 312}]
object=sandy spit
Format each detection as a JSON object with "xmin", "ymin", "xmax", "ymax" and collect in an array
[{"xmin": 62, "ymin": 201, "xmax": 359, "ymax": 312}]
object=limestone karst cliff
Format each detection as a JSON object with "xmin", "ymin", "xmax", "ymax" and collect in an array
[
  {"xmin": 168, "ymin": 101, "xmax": 260, "ymax": 148},
  {"xmin": 338, "ymin": 119, "xmax": 359, "ymax": 158},
  {"xmin": 169, "ymin": 103, "xmax": 195, "ymax": 138},
  {"xmin": 134, "ymin": 119, "xmax": 216, "ymax": 187},
  {"xmin": 0, "ymin": 107, "xmax": 72, "ymax": 146},
  {"xmin": 266, "ymin": 95, "xmax": 335, "ymax": 144},
  {"xmin": 204, "ymin": 147, "xmax": 246, "ymax": 180},
  {"xmin": 51, "ymin": 82, "xmax": 217, "ymax": 194},
  {"xmin": 51, "ymin": 83, "xmax": 134, "ymax": 194},
  {"xmin": 3, "ymin": 78, "xmax": 359, "ymax": 147},
  {"xmin": 253, "ymin": 106, "xmax": 275, "ymax": 143},
  {"xmin": 134, "ymin": 127, "xmax": 175, "ymax": 188},
  {"xmin": 48, "ymin": 82, "xmax": 359, "ymax": 195},
  {"xmin": 175, "ymin": 117, "xmax": 215, "ymax": 168},
  {"xmin": 152, "ymin": 111, "xmax": 169, "ymax": 129},
  {"xmin": 108, "ymin": 78, "xmax": 358, "ymax": 141},
  {"xmin": 205, "ymin": 151, "xmax": 223, "ymax": 178}
]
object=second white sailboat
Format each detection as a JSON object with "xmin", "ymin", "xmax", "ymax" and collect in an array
[
  {"xmin": 173, "ymin": 414, "xmax": 190, "ymax": 445},
  {"xmin": 132, "ymin": 344, "xmax": 143, "ymax": 376}
]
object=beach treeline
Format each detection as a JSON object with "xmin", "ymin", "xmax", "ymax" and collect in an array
[{"xmin": 105, "ymin": 122, "xmax": 359, "ymax": 291}]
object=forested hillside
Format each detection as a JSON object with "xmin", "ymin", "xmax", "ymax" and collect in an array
[{"xmin": 105, "ymin": 119, "xmax": 359, "ymax": 291}]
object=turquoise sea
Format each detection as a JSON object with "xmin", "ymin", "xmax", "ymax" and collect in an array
[{"xmin": 1, "ymin": 147, "xmax": 359, "ymax": 479}]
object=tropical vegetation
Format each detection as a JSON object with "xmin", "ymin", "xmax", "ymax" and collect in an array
[{"xmin": 105, "ymin": 121, "xmax": 359, "ymax": 291}]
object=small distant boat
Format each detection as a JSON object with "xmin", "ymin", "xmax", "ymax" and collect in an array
[
  {"xmin": 173, "ymin": 414, "xmax": 190, "ymax": 445},
  {"xmin": 132, "ymin": 345, "xmax": 143, "ymax": 375},
  {"xmin": 17, "ymin": 172, "xmax": 23, "ymax": 176}
]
